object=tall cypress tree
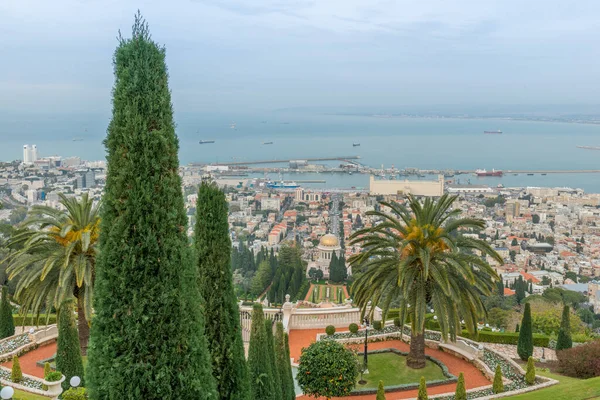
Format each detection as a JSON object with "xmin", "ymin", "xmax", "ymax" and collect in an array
[
  {"xmin": 86, "ymin": 13, "xmax": 216, "ymax": 399},
  {"xmin": 556, "ymin": 304, "xmax": 573, "ymax": 350},
  {"xmin": 517, "ymin": 302, "xmax": 533, "ymax": 361},
  {"xmin": 275, "ymin": 322, "xmax": 292, "ymax": 400},
  {"xmin": 248, "ymin": 304, "xmax": 275, "ymax": 399},
  {"xmin": 195, "ymin": 182, "xmax": 250, "ymax": 400},
  {"xmin": 0, "ymin": 286, "xmax": 15, "ymax": 338},
  {"xmin": 56, "ymin": 301, "xmax": 84, "ymax": 391},
  {"xmin": 284, "ymin": 333, "xmax": 296, "ymax": 400},
  {"xmin": 265, "ymin": 319, "xmax": 283, "ymax": 400}
]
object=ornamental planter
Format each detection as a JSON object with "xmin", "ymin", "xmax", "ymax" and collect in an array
[{"xmin": 42, "ymin": 375, "xmax": 65, "ymax": 400}]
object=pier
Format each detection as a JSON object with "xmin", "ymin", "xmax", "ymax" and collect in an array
[{"xmin": 191, "ymin": 155, "xmax": 360, "ymax": 166}]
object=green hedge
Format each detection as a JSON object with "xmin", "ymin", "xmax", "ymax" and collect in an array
[
  {"xmin": 460, "ymin": 330, "xmax": 550, "ymax": 347},
  {"xmin": 13, "ymin": 314, "xmax": 57, "ymax": 326}
]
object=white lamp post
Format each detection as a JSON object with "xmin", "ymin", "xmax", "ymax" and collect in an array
[
  {"xmin": 433, "ymin": 315, "xmax": 438, "ymax": 320},
  {"xmin": 0, "ymin": 386, "xmax": 14, "ymax": 399},
  {"xmin": 70, "ymin": 376, "xmax": 81, "ymax": 388}
]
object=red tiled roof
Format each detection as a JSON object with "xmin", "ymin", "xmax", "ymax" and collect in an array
[
  {"xmin": 504, "ymin": 288, "xmax": 515, "ymax": 295},
  {"xmin": 520, "ymin": 271, "xmax": 540, "ymax": 284}
]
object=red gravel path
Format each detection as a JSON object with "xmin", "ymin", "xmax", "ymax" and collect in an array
[
  {"xmin": 2, "ymin": 342, "xmax": 57, "ymax": 378},
  {"xmin": 290, "ymin": 329, "xmax": 490, "ymax": 400}
]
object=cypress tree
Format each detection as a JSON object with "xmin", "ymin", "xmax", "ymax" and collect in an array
[
  {"xmin": 493, "ymin": 365, "xmax": 504, "ymax": 393},
  {"xmin": 556, "ymin": 304, "xmax": 573, "ymax": 350},
  {"xmin": 195, "ymin": 182, "xmax": 250, "ymax": 400},
  {"xmin": 455, "ymin": 372, "xmax": 466, "ymax": 400},
  {"xmin": 517, "ymin": 302, "xmax": 533, "ymax": 361},
  {"xmin": 515, "ymin": 323, "xmax": 520, "ymax": 333},
  {"xmin": 0, "ymin": 286, "xmax": 14, "ymax": 338},
  {"xmin": 265, "ymin": 319, "xmax": 283, "ymax": 400},
  {"xmin": 284, "ymin": 333, "xmax": 296, "ymax": 400},
  {"xmin": 525, "ymin": 356, "xmax": 536, "ymax": 385},
  {"xmin": 275, "ymin": 323, "xmax": 292, "ymax": 400},
  {"xmin": 417, "ymin": 376, "xmax": 428, "ymax": 400},
  {"xmin": 248, "ymin": 304, "xmax": 275, "ymax": 399},
  {"xmin": 86, "ymin": 13, "xmax": 216, "ymax": 400},
  {"xmin": 56, "ymin": 301, "xmax": 84, "ymax": 391},
  {"xmin": 11, "ymin": 355, "xmax": 22, "ymax": 383},
  {"xmin": 376, "ymin": 380, "xmax": 386, "ymax": 400}
]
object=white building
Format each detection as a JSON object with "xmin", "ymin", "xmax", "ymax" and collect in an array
[
  {"xmin": 306, "ymin": 234, "xmax": 343, "ymax": 280},
  {"xmin": 22, "ymin": 144, "xmax": 38, "ymax": 165},
  {"xmin": 261, "ymin": 197, "xmax": 281, "ymax": 211}
]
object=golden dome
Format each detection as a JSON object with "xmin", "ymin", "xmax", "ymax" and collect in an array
[{"xmin": 320, "ymin": 234, "xmax": 339, "ymax": 247}]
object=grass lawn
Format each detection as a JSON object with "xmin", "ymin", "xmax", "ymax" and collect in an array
[
  {"xmin": 355, "ymin": 352, "xmax": 446, "ymax": 389},
  {"xmin": 13, "ymin": 389, "xmax": 51, "ymax": 399},
  {"xmin": 308, "ymin": 283, "xmax": 348, "ymax": 303},
  {"xmin": 507, "ymin": 370, "xmax": 600, "ymax": 400}
]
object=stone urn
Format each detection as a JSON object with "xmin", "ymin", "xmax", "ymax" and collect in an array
[{"xmin": 42, "ymin": 375, "xmax": 65, "ymax": 400}]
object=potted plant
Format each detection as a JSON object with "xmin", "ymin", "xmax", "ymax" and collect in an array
[{"xmin": 43, "ymin": 371, "xmax": 65, "ymax": 400}]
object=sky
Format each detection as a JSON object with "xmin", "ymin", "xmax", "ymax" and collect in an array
[{"xmin": 1, "ymin": 0, "xmax": 600, "ymax": 115}]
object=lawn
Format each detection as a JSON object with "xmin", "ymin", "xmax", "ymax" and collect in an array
[
  {"xmin": 507, "ymin": 370, "xmax": 600, "ymax": 400},
  {"xmin": 13, "ymin": 389, "xmax": 51, "ymax": 400},
  {"xmin": 355, "ymin": 352, "xmax": 447, "ymax": 390}
]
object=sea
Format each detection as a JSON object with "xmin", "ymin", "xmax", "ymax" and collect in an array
[{"xmin": 2, "ymin": 111, "xmax": 600, "ymax": 192}]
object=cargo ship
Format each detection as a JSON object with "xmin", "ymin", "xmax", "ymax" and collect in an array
[
  {"xmin": 266, "ymin": 181, "xmax": 299, "ymax": 189},
  {"xmin": 263, "ymin": 141, "xmax": 274, "ymax": 145},
  {"xmin": 199, "ymin": 140, "xmax": 215, "ymax": 144},
  {"xmin": 475, "ymin": 169, "xmax": 503, "ymax": 177},
  {"xmin": 484, "ymin": 130, "xmax": 502, "ymax": 134},
  {"xmin": 353, "ymin": 143, "xmax": 361, "ymax": 147}
]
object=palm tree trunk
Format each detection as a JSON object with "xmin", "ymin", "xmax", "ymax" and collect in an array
[
  {"xmin": 76, "ymin": 294, "xmax": 89, "ymax": 356},
  {"xmin": 407, "ymin": 331, "xmax": 426, "ymax": 369}
]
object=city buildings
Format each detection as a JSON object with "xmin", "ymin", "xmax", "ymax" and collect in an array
[{"xmin": 22, "ymin": 144, "xmax": 38, "ymax": 165}]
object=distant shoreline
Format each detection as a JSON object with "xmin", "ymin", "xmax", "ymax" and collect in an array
[{"xmin": 326, "ymin": 114, "xmax": 600, "ymax": 126}]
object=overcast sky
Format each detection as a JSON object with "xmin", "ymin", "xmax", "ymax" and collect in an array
[{"xmin": 1, "ymin": 0, "xmax": 599, "ymax": 115}]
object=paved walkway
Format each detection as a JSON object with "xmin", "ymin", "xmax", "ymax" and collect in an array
[
  {"xmin": 290, "ymin": 329, "xmax": 491, "ymax": 400},
  {"xmin": 485, "ymin": 343, "xmax": 557, "ymax": 361},
  {"xmin": 2, "ymin": 342, "xmax": 56, "ymax": 378}
]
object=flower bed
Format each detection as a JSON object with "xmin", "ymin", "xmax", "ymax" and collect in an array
[
  {"xmin": 0, "ymin": 334, "xmax": 31, "ymax": 355},
  {"xmin": 0, "ymin": 368, "xmax": 44, "ymax": 391},
  {"xmin": 324, "ymin": 324, "xmax": 442, "ymax": 342}
]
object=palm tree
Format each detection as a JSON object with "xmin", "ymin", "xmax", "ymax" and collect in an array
[
  {"xmin": 4, "ymin": 193, "xmax": 100, "ymax": 355},
  {"xmin": 349, "ymin": 194, "xmax": 501, "ymax": 368}
]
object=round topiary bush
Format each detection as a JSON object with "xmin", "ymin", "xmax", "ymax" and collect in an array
[
  {"xmin": 326, "ymin": 325, "xmax": 336, "ymax": 336},
  {"xmin": 349, "ymin": 323, "xmax": 359, "ymax": 334},
  {"xmin": 393, "ymin": 317, "xmax": 401, "ymax": 327},
  {"xmin": 45, "ymin": 371, "xmax": 63, "ymax": 382},
  {"xmin": 62, "ymin": 387, "xmax": 88, "ymax": 400},
  {"xmin": 373, "ymin": 320, "xmax": 383, "ymax": 330}
]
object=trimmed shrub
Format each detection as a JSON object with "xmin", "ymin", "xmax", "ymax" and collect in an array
[
  {"xmin": 264, "ymin": 319, "xmax": 283, "ymax": 400},
  {"xmin": 62, "ymin": 387, "xmax": 88, "ymax": 400},
  {"xmin": 376, "ymin": 380, "xmax": 386, "ymax": 400},
  {"xmin": 45, "ymin": 371, "xmax": 63, "ymax": 382},
  {"xmin": 515, "ymin": 323, "xmax": 520, "ymax": 332},
  {"xmin": 526, "ymin": 356, "xmax": 536, "ymax": 385},
  {"xmin": 417, "ymin": 376, "xmax": 428, "ymax": 400},
  {"xmin": 11, "ymin": 355, "xmax": 22, "ymax": 383},
  {"xmin": 248, "ymin": 304, "xmax": 275, "ymax": 399},
  {"xmin": 326, "ymin": 325, "xmax": 336, "ymax": 336},
  {"xmin": 393, "ymin": 318, "xmax": 401, "ymax": 327},
  {"xmin": 56, "ymin": 301, "xmax": 84, "ymax": 391},
  {"xmin": 12, "ymin": 314, "xmax": 57, "ymax": 326},
  {"xmin": 0, "ymin": 286, "xmax": 15, "ymax": 338},
  {"xmin": 459, "ymin": 330, "xmax": 549, "ymax": 347},
  {"xmin": 492, "ymin": 365, "xmax": 503, "ymax": 393},
  {"xmin": 557, "ymin": 340, "xmax": 600, "ymax": 379},
  {"xmin": 555, "ymin": 305, "xmax": 572, "ymax": 351},
  {"xmin": 43, "ymin": 362, "xmax": 51, "ymax": 390},
  {"xmin": 518, "ymin": 303, "xmax": 534, "ymax": 361},
  {"xmin": 455, "ymin": 372, "xmax": 466, "ymax": 400},
  {"xmin": 373, "ymin": 320, "xmax": 383, "ymax": 330},
  {"xmin": 349, "ymin": 323, "xmax": 359, "ymax": 333}
]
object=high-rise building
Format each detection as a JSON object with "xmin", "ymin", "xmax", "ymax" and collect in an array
[{"xmin": 22, "ymin": 144, "xmax": 39, "ymax": 165}]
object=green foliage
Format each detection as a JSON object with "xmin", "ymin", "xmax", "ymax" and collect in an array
[
  {"xmin": 11, "ymin": 355, "xmax": 22, "ymax": 383},
  {"xmin": 376, "ymin": 380, "xmax": 386, "ymax": 400},
  {"xmin": 264, "ymin": 319, "xmax": 283, "ymax": 400},
  {"xmin": 12, "ymin": 314, "xmax": 57, "ymax": 326},
  {"xmin": 0, "ymin": 286, "xmax": 14, "ymax": 338},
  {"xmin": 455, "ymin": 372, "xmax": 466, "ymax": 400},
  {"xmin": 62, "ymin": 387, "xmax": 88, "ymax": 400},
  {"xmin": 43, "ymin": 362, "xmax": 51, "ymax": 390},
  {"xmin": 297, "ymin": 340, "xmax": 358, "ymax": 398},
  {"xmin": 326, "ymin": 325, "xmax": 336, "ymax": 335},
  {"xmin": 518, "ymin": 303, "xmax": 534, "ymax": 361},
  {"xmin": 252, "ymin": 261, "xmax": 273, "ymax": 297},
  {"xmin": 516, "ymin": 323, "xmax": 520, "ymax": 332},
  {"xmin": 275, "ymin": 322, "xmax": 294, "ymax": 400},
  {"xmin": 577, "ymin": 308, "xmax": 595, "ymax": 324},
  {"xmin": 194, "ymin": 182, "xmax": 249, "ymax": 400},
  {"xmin": 86, "ymin": 14, "xmax": 217, "ymax": 400},
  {"xmin": 542, "ymin": 287, "xmax": 587, "ymax": 307},
  {"xmin": 329, "ymin": 251, "xmax": 348, "ymax": 283},
  {"xmin": 284, "ymin": 333, "xmax": 295, "ymax": 400},
  {"xmin": 56, "ymin": 301, "xmax": 84, "ymax": 391},
  {"xmin": 526, "ymin": 356, "xmax": 536, "ymax": 385},
  {"xmin": 267, "ymin": 244, "xmax": 307, "ymax": 303},
  {"xmin": 393, "ymin": 318, "xmax": 401, "ymax": 327},
  {"xmin": 45, "ymin": 371, "xmax": 63, "ymax": 382},
  {"xmin": 349, "ymin": 195, "xmax": 501, "ymax": 367},
  {"xmin": 556, "ymin": 305, "xmax": 573, "ymax": 351},
  {"xmin": 459, "ymin": 330, "xmax": 550, "ymax": 347},
  {"xmin": 493, "ymin": 365, "xmax": 504, "ymax": 393},
  {"xmin": 373, "ymin": 320, "xmax": 383, "ymax": 330},
  {"xmin": 349, "ymin": 323, "xmax": 359, "ymax": 333},
  {"xmin": 487, "ymin": 307, "xmax": 510, "ymax": 330},
  {"xmin": 557, "ymin": 339, "xmax": 600, "ymax": 379},
  {"xmin": 417, "ymin": 376, "xmax": 428, "ymax": 400},
  {"xmin": 248, "ymin": 304, "xmax": 275, "ymax": 399}
]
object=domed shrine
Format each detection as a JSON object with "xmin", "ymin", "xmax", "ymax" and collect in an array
[{"xmin": 306, "ymin": 233, "xmax": 348, "ymax": 279}]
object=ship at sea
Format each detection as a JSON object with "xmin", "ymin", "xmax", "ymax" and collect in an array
[
  {"xmin": 199, "ymin": 140, "xmax": 215, "ymax": 144},
  {"xmin": 266, "ymin": 181, "xmax": 299, "ymax": 189},
  {"xmin": 484, "ymin": 130, "xmax": 502, "ymax": 134},
  {"xmin": 263, "ymin": 141, "xmax": 274, "ymax": 145},
  {"xmin": 475, "ymin": 169, "xmax": 503, "ymax": 177},
  {"xmin": 353, "ymin": 143, "xmax": 361, "ymax": 147}
]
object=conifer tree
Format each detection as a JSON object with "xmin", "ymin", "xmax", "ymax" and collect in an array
[
  {"xmin": 517, "ymin": 302, "xmax": 533, "ymax": 361},
  {"xmin": 556, "ymin": 304, "xmax": 573, "ymax": 351},
  {"xmin": 455, "ymin": 372, "xmax": 466, "ymax": 400},
  {"xmin": 248, "ymin": 304, "xmax": 275, "ymax": 399},
  {"xmin": 195, "ymin": 181, "xmax": 249, "ymax": 400},
  {"xmin": 11, "ymin": 355, "xmax": 22, "ymax": 383},
  {"xmin": 43, "ymin": 362, "xmax": 51, "ymax": 390},
  {"xmin": 0, "ymin": 286, "xmax": 14, "ymax": 339},
  {"xmin": 265, "ymin": 319, "xmax": 283, "ymax": 400},
  {"xmin": 417, "ymin": 376, "xmax": 428, "ymax": 400},
  {"xmin": 376, "ymin": 380, "xmax": 386, "ymax": 400},
  {"xmin": 493, "ymin": 365, "xmax": 504, "ymax": 393},
  {"xmin": 275, "ymin": 322, "xmax": 293, "ymax": 400},
  {"xmin": 56, "ymin": 301, "xmax": 84, "ymax": 391},
  {"xmin": 525, "ymin": 356, "xmax": 536, "ymax": 385},
  {"xmin": 284, "ymin": 333, "xmax": 296, "ymax": 400},
  {"xmin": 86, "ymin": 13, "xmax": 216, "ymax": 399}
]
